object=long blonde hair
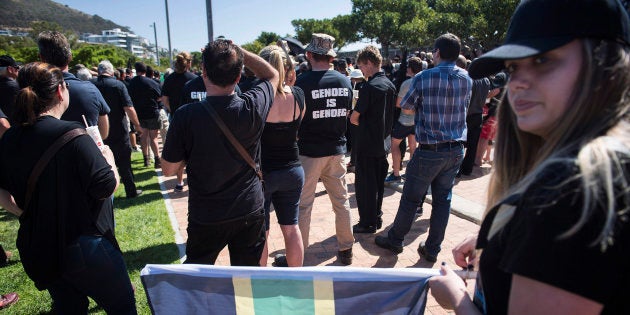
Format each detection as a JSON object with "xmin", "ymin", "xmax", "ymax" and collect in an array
[
  {"xmin": 487, "ymin": 39, "xmax": 630, "ymax": 251},
  {"xmin": 259, "ymin": 45, "xmax": 290, "ymax": 96}
]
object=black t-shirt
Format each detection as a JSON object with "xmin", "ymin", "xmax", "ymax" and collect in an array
[
  {"xmin": 295, "ymin": 70, "xmax": 352, "ymax": 157},
  {"xmin": 0, "ymin": 76, "xmax": 19, "ymax": 124},
  {"xmin": 0, "ymin": 116, "xmax": 117, "ymax": 289},
  {"xmin": 60, "ymin": 72, "xmax": 110, "ymax": 127},
  {"xmin": 353, "ymin": 72, "xmax": 396, "ymax": 157},
  {"xmin": 161, "ymin": 71, "xmax": 197, "ymax": 114},
  {"xmin": 0, "ymin": 107, "xmax": 7, "ymax": 119},
  {"xmin": 180, "ymin": 76, "xmax": 242, "ymax": 106},
  {"xmin": 128, "ymin": 75, "xmax": 161, "ymax": 119},
  {"xmin": 476, "ymin": 159, "xmax": 630, "ymax": 315},
  {"xmin": 162, "ymin": 80, "xmax": 274, "ymax": 224},
  {"xmin": 92, "ymin": 76, "xmax": 134, "ymax": 144},
  {"xmin": 261, "ymin": 86, "xmax": 305, "ymax": 172}
]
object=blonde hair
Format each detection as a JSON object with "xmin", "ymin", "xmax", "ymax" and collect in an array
[
  {"xmin": 259, "ymin": 45, "xmax": 290, "ymax": 96},
  {"xmin": 174, "ymin": 51, "xmax": 192, "ymax": 73},
  {"xmin": 487, "ymin": 39, "xmax": 630, "ymax": 251}
]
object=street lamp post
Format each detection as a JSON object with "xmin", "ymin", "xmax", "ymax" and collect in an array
[
  {"xmin": 206, "ymin": 0, "xmax": 213, "ymax": 42},
  {"xmin": 150, "ymin": 22, "xmax": 159, "ymax": 66},
  {"xmin": 165, "ymin": 0, "xmax": 173, "ymax": 67}
]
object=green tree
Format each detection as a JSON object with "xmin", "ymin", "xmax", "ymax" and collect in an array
[
  {"xmin": 473, "ymin": 0, "xmax": 519, "ymax": 50},
  {"xmin": 256, "ymin": 32, "xmax": 281, "ymax": 46},
  {"xmin": 291, "ymin": 16, "xmax": 355, "ymax": 51},
  {"xmin": 351, "ymin": 0, "xmax": 434, "ymax": 57},
  {"xmin": 28, "ymin": 20, "xmax": 64, "ymax": 40},
  {"xmin": 241, "ymin": 41, "xmax": 265, "ymax": 54},
  {"xmin": 191, "ymin": 51, "xmax": 202, "ymax": 71},
  {"xmin": 429, "ymin": 0, "xmax": 485, "ymax": 49},
  {"xmin": 71, "ymin": 43, "xmax": 135, "ymax": 68}
]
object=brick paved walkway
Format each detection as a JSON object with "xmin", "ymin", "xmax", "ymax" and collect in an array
[{"xmin": 157, "ymin": 148, "xmax": 491, "ymax": 315}]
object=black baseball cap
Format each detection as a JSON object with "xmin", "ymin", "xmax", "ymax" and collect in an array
[
  {"xmin": 468, "ymin": 0, "xmax": 630, "ymax": 79},
  {"xmin": 0, "ymin": 55, "xmax": 20, "ymax": 68}
]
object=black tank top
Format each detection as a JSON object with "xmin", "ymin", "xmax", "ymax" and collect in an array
[{"xmin": 261, "ymin": 87, "xmax": 305, "ymax": 172}]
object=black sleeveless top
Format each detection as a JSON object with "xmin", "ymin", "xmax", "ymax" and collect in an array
[{"xmin": 261, "ymin": 86, "xmax": 305, "ymax": 172}]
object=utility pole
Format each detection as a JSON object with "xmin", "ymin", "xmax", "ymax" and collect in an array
[
  {"xmin": 165, "ymin": 0, "xmax": 173, "ymax": 67},
  {"xmin": 151, "ymin": 22, "xmax": 159, "ymax": 66},
  {"xmin": 206, "ymin": 0, "xmax": 213, "ymax": 42}
]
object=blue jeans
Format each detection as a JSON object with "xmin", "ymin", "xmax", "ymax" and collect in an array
[
  {"xmin": 263, "ymin": 165, "xmax": 305, "ymax": 230},
  {"xmin": 47, "ymin": 235, "xmax": 137, "ymax": 314},
  {"xmin": 387, "ymin": 145, "xmax": 464, "ymax": 256}
]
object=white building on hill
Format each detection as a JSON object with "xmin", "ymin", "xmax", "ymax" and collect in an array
[{"xmin": 82, "ymin": 28, "xmax": 154, "ymax": 60}]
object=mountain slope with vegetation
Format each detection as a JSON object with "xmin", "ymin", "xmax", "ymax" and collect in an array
[{"xmin": 0, "ymin": 0, "xmax": 129, "ymax": 34}]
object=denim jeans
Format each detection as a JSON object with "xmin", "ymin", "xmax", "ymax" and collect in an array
[
  {"xmin": 47, "ymin": 235, "xmax": 137, "ymax": 314},
  {"xmin": 263, "ymin": 165, "xmax": 305, "ymax": 230},
  {"xmin": 387, "ymin": 145, "xmax": 464, "ymax": 256}
]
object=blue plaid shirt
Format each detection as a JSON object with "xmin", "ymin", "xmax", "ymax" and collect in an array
[{"xmin": 401, "ymin": 61, "xmax": 472, "ymax": 144}]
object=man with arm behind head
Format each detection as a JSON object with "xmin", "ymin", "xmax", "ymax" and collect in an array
[{"xmin": 161, "ymin": 39, "xmax": 279, "ymax": 265}]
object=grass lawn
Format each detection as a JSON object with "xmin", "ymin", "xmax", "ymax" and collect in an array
[{"xmin": 0, "ymin": 151, "xmax": 180, "ymax": 314}]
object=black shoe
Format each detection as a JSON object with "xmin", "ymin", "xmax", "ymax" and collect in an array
[
  {"xmin": 174, "ymin": 184, "xmax": 184, "ymax": 192},
  {"xmin": 418, "ymin": 243, "xmax": 437, "ymax": 262},
  {"xmin": 416, "ymin": 207, "xmax": 423, "ymax": 216},
  {"xmin": 127, "ymin": 190, "xmax": 143, "ymax": 198},
  {"xmin": 353, "ymin": 223, "xmax": 376, "ymax": 234},
  {"xmin": 376, "ymin": 217, "xmax": 383, "ymax": 229},
  {"xmin": 337, "ymin": 248, "xmax": 352, "ymax": 265},
  {"xmin": 154, "ymin": 158, "xmax": 161, "ymax": 169},
  {"xmin": 273, "ymin": 254, "xmax": 288, "ymax": 267},
  {"xmin": 374, "ymin": 236, "xmax": 403, "ymax": 254}
]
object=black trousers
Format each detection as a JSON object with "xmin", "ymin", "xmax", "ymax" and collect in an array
[
  {"xmin": 108, "ymin": 139, "xmax": 137, "ymax": 197},
  {"xmin": 184, "ymin": 210, "xmax": 266, "ymax": 266},
  {"xmin": 355, "ymin": 154, "xmax": 389, "ymax": 227},
  {"xmin": 460, "ymin": 114, "xmax": 483, "ymax": 175}
]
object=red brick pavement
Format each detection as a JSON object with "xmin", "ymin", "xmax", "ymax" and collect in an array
[{"xmin": 156, "ymin": 148, "xmax": 491, "ymax": 315}]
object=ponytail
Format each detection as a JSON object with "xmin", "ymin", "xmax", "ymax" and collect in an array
[
  {"xmin": 14, "ymin": 62, "xmax": 65, "ymax": 126},
  {"xmin": 14, "ymin": 86, "xmax": 39, "ymax": 126}
]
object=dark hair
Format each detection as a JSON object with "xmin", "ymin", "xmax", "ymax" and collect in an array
[
  {"xmin": 202, "ymin": 39, "xmax": 243, "ymax": 87},
  {"xmin": 345, "ymin": 57, "xmax": 354, "ymax": 65},
  {"xmin": 15, "ymin": 62, "xmax": 65, "ymax": 125},
  {"xmin": 434, "ymin": 33, "xmax": 461, "ymax": 62},
  {"xmin": 37, "ymin": 31, "xmax": 72, "ymax": 68},
  {"xmin": 407, "ymin": 57, "xmax": 423, "ymax": 74},
  {"xmin": 134, "ymin": 62, "xmax": 147, "ymax": 74},
  {"xmin": 146, "ymin": 65, "xmax": 154, "ymax": 77},
  {"xmin": 309, "ymin": 52, "xmax": 333, "ymax": 63},
  {"xmin": 125, "ymin": 68, "xmax": 132, "ymax": 75}
]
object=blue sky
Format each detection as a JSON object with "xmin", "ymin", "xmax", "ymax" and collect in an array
[{"xmin": 53, "ymin": 0, "xmax": 359, "ymax": 53}]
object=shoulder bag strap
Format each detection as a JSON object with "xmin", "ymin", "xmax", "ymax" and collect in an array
[
  {"xmin": 24, "ymin": 128, "xmax": 87, "ymax": 211},
  {"xmin": 201, "ymin": 102, "xmax": 263, "ymax": 181}
]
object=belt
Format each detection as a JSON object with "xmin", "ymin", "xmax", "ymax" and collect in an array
[{"xmin": 418, "ymin": 141, "xmax": 464, "ymax": 151}]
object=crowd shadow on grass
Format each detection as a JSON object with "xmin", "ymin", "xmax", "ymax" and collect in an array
[
  {"xmin": 0, "ymin": 210, "xmax": 18, "ymax": 223},
  {"xmin": 124, "ymin": 242, "xmax": 180, "ymax": 272},
  {"xmin": 114, "ymin": 191, "xmax": 164, "ymax": 210}
]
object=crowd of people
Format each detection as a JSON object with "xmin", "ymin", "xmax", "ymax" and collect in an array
[{"xmin": 0, "ymin": 0, "xmax": 629, "ymax": 312}]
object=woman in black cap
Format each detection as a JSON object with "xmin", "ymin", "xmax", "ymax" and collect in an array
[{"xmin": 429, "ymin": 0, "xmax": 630, "ymax": 314}]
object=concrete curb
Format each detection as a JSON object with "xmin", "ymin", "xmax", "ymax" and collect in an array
[{"xmin": 384, "ymin": 181, "xmax": 482, "ymax": 225}]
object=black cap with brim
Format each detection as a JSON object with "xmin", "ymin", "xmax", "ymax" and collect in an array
[
  {"xmin": 468, "ymin": 37, "xmax": 573, "ymax": 79},
  {"xmin": 468, "ymin": 0, "xmax": 630, "ymax": 80}
]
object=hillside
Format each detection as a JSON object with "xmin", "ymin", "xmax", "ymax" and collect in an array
[{"xmin": 0, "ymin": 0, "xmax": 129, "ymax": 34}]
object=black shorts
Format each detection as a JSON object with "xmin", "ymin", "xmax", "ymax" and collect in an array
[
  {"xmin": 139, "ymin": 117, "xmax": 161, "ymax": 130},
  {"xmin": 391, "ymin": 120, "xmax": 415, "ymax": 139}
]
